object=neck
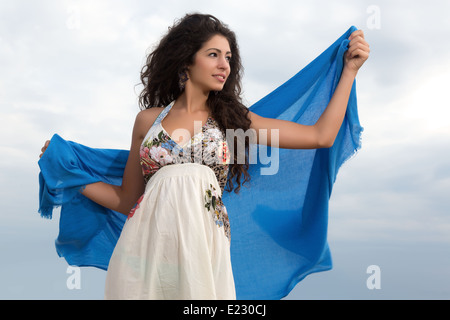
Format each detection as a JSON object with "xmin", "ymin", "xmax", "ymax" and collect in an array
[{"xmin": 175, "ymin": 84, "xmax": 210, "ymax": 114}]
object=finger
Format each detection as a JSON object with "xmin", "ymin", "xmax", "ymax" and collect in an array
[
  {"xmin": 40, "ymin": 140, "xmax": 50, "ymax": 154},
  {"xmin": 347, "ymin": 47, "xmax": 368, "ymax": 61},
  {"xmin": 349, "ymin": 35, "xmax": 369, "ymax": 48},
  {"xmin": 348, "ymin": 38, "xmax": 370, "ymax": 51},
  {"xmin": 348, "ymin": 48, "xmax": 370, "ymax": 61},
  {"xmin": 347, "ymin": 47, "xmax": 368, "ymax": 59},
  {"xmin": 41, "ymin": 140, "xmax": 50, "ymax": 150},
  {"xmin": 347, "ymin": 42, "xmax": 370, "ymax": 56},
  {"xmin": 348, "ymin": 47, "xmax": 368, "ymax": 57},
  {"xmin": 349, "ymin": 29, "xmax": 364, "ymax": 41}
]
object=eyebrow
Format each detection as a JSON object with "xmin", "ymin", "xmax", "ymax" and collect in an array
[{"xmin": 206, "ymin": 48, "xmax": 232, "ymax": 55}]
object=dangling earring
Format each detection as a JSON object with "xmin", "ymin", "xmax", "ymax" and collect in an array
[{"xmin": 178, "ymin": 70, "xmax": 189, "ymax": 90}]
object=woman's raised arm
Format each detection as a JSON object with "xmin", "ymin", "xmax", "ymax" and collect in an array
[{"xmin": 249, "ymin": 29, "xmax": 369, "ymax": 150}]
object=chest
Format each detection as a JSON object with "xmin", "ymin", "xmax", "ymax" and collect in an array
[
  {"xmin": 140, "ymin": 118, "xmax": 230, "ymax": 188},
  {"xmin": 161, "ymin": 111, "xmax": 210, "ymax": 147}
]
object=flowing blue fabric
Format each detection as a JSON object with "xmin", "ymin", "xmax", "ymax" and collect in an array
[{"xmin": 38, "ymin": 26, "xmax": 362, "ymax": 299}]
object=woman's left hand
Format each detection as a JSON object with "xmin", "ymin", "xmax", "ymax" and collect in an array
[{"xmin": 344, "ymin": 29, "xmax": 370, "ymax": 75}]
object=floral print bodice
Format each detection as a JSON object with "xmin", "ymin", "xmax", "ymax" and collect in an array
[
  {"xmin": 140, "ymin": 102, "xmax": 230, "ymax": 189},
  {"xmin": 139, "ymin": 101, "xmax": 231, "ymax": 240}
]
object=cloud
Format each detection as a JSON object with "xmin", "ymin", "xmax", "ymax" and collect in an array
[{"xmin": 329, "ymin": 109, "xmax": 450, "ymax": 246}]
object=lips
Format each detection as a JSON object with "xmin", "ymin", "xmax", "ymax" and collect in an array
[{"xmin": 213, "ymin": 74, "xmax": 226, "ymax": 83}]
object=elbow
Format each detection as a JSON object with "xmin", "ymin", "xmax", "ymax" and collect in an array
[
  {"xmin": 309, "ymin": 125, "xmax": 336, "ymax": 149},
  {"xmin": 118, "ymin": 193, "xmax": 144, "ymax": 216},
  {"xmin": 117, "ymin": 201, "xmax": 136, "ymax": 216},
  {"xmin": 317, "ymin": 134, "xmax": 335, "ymax": 149},
  {"xmin": 118, "ymin": 208, "xmax": 132, "ymax": 216},
  {"xmin": 319, "ymin": 139, "xmax": 334, "ymax": 149},
  {"xmin": 314, "ymin": 125, "xmax": 335, "ymax": 149}
]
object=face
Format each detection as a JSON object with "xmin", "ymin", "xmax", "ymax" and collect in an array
[{"xmin": 186, "ymin": 34, "xmax": 232, "ymax": 94}]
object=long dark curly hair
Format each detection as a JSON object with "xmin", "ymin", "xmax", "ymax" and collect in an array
[{"xmin": 138, "ymin": 13, "xmax": 252, "ymax": 193}]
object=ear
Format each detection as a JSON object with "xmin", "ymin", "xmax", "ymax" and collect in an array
[{"xmin": 184, "ymin": 66, "xmax": 191, "ymax": 78}]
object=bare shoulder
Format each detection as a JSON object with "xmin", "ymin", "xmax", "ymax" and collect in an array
[
  {"xmin": 134, "ymin": 107, "xmax": 165, "ymax": 140},
  {"xmin": 247, "ymin": 110, "xmax": 261, "ymax": 119},
  {"xmin": 247, "ymin": 110, "xmax": 267, "ymax": 129}
]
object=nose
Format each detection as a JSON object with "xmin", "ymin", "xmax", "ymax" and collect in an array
[{"xmin": 218, "ymin": 55, "xmax": 230, "ymax": 70}]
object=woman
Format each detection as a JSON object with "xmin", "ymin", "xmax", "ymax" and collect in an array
[{"xmin": 40, "ymin": 13, "xmax": 369, "ymax": 299}]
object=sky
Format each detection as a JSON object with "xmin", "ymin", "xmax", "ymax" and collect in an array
[{"xmin": 1, "ymin": 0, "xmax": 450, "ymax": 300}]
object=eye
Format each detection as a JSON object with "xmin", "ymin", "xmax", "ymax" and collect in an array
[
  {"xmin": 226, "ymin": 56, "xmax": 232, "ymax": 62},
  {"xmin": 208, "ymin": 52, "xmax": 218, "ymax": 57}
]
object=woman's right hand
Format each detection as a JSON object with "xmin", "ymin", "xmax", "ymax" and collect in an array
[{"xmin": 39, "ymin": 140, "xmax": 50, "ymax": 158}]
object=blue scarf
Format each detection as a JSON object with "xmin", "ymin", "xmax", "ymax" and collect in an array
[{"xmin": 38, "ymin": 26, "xmax": 362, "ymax": 299}]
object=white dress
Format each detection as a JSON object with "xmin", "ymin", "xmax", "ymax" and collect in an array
[{"xmin": 104, "ymin": 102, "xmax": 235, "ymax": 299}]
